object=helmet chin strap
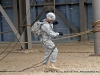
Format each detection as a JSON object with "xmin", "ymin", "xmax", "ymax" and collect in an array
[{"xmin": 46, "ymin": 18, "xmax": 54, "ymax": 23}]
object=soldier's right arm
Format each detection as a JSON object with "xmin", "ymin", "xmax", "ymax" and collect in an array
[{"xmin": 41, "ymin": 24, "xmax": 59, "ymax": 37}]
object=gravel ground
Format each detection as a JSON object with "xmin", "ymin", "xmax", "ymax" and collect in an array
[{"xmin": 0, "ymin": 42, "xmax": 100, "ymax": 75}]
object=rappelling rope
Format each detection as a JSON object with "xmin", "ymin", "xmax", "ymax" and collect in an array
[{"xmin": 53, "ymin": 29, "xmax": 93, "ymax": 41}]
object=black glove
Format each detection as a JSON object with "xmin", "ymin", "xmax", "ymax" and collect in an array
[
  {"xmin": 53, "ymin": 21, "xmax": 58, "ymax": 25},
  {"xmin": 58, "ymin": 32, "xmax": 63, "ymax": 36}
]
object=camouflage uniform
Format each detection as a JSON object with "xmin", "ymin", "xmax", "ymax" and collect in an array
[{"xmin": 40, "ymin": 19, "xmax": 59, "ymax": 64}]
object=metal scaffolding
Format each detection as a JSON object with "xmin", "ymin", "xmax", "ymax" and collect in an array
[
  {"xmin": 0, "ymin": 0, "xmax": 93, "ymax": 49},
  {"xmin": 0, "ymin": 0, "xmax": 32, "ymax": 49}
]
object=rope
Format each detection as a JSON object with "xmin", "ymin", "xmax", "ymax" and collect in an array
[
  {"xmin": 92, "ymin": 20, "xmax": 100, "ymax": 28},
  {"xmin": 0, "ymin": 0, "xmax": 100, "ymax": 72},
  {"xmin": 92, "ymin": 29, "xmax": 100, "ymax": 32},
  {"xmin": 0, "ymin": 0, "xmax": 51, "ymax": 72},
  {"xmin": 0, "ymin": 43, "xmax": 56, "ymax": 72},
  {"xmin": 0, "ymin": 29, "xmax": 98, "ymax": 72},
  {"xmin": 53, "ymin": 29, "xmax": 92, "ymax": 40}
]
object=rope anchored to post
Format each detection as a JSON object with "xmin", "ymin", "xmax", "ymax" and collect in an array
[{"xmin": 53, "ymin": 29, "xmax": 93, "ymax": 41}]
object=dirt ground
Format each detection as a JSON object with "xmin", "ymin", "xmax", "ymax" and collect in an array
[{"xmin": 0, "ymin": 42, "xmax": 100, "ymax": 75}]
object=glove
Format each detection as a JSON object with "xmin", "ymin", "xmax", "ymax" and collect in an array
[
  {"xmin": 58, "ymin": 32, "xmax": 63, "ymax": 36},
  {"xmin": 53, "ymin": 21, "xmax": 58, "ymax": 25}
]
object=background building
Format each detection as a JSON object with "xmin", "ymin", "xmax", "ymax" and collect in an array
[{"xmin": 0, "ymin": 0, "xmax": 93, "ymax": 48}]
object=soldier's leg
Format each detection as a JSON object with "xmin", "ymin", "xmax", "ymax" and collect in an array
[
  {"xmin": 49, "ymin": 47, "xmax": 60, "ymax": 71},
  {"xmin": 45, "ymin": 40, "xmax": 60, "ymax": 71},
  {"xmin": 50, "ymin": 47, "xmax": 58, "ymax": 63},
  {"xmin": 43, "ymin": 40, "xmax": 55, "ymax": 64},
  {"xmin": 43, "ymin": 45, "xmax": 51, "ymax": 64},
  {"xmin": 42, "ymin": 44, "xmax": 51, "ymax": 70},
  {"xmin": 43, "ymin": 40, "xmax": 58, "ymax": 63},
  {"xmin": 42, "ymin": 40, "xmax": 60, "ymax": 70}
]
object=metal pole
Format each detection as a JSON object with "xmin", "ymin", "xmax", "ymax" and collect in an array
[
  {"xmin": 0, "ymin": 0, "xmax": 1, "ymax": 42},
  {"xmin": 25, "ymin": 0, "xmax": 32, "ymax": 49},
  {"xmin": 66, "ymin": 0, "xmax": 70, "ymax": 41},
  {"xmin": 54, "ymin": 0, "xmax": 55, "ymax": 13},
  {"xmin": 0, "ymin": 4, "xmax": 27, "ymax": 49},
  {"xmin": 19, "ymin": 0, "xmax": 27, "ymax": 49},
  {"xmin": 55, "ymin": 8, "xmax": 78, "ymax": 33},
  {"xmin": 79, "ymin": 0, "xmax": 88, "ymax": 41},
  {"xmin": 13, "ymin": 0, "xmax": 19, "ymax": 42},
  {"xmin": 92, "ymin": 0, "xmax": 100, "ymax": 55},
  {"xmin": 0, "ymin": 13, "xmax": 1, "ymax": 42}
]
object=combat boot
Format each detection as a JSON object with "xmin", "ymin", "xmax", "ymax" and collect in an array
[
  {"xmin": 42, "ymin": 64, "xmax": 48, "ymax": 70},
  {"xmin": 48, "ymin": 62, "xmax": 60, "ymax": 71}
]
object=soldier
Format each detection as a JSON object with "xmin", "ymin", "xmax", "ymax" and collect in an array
[{"xmin": 40, "ymin": 12, "xmax": 63, "ymax": 70}]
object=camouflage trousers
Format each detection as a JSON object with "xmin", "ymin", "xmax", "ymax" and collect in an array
[{"xmin": 42, "ymin": 40, "xmax": 58, "ymax": 64}]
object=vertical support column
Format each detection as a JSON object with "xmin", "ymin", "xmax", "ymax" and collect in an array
[
  {"xmin": 54, "ymin": 0, "xmax": 55, "ymax": 13},
  {"xmin": 19, "ymin": 0, "xmax": 27, "ymax": 49},
  {"xmin": 25, "ymin": 0, "xmax": 32, "ymax": 49},
  {"xmin": 0, "ymin": 13, "xmax": 1, "ymax": 42},
  {"xmin": 79, "ymin": 0, "xmax": 88, "ymax": 41},
  {"xmin": 92, "ymin": 0, "xmax": 100, "ymax": 55},
  {"xmin": 13, "ymin": 0, "xmax": 18, "ymax": 41},
  {"xmin": 0, "ymin": 4, "xmax": 26, "ymax": 49},
  {"xmin": 0, "ymin": 0, "xmax": 1, "ymax": 41},
  {"xmin": 66, "ymin": 0, "xmax": 70, "ymax": 41}
]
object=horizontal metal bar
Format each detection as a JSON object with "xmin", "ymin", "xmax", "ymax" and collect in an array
[
  {"xmin": 31, "ymin": 7, "xmax": 46, "ymax": 26},
  {"xmin": 55, "ymin": 8, "xmax": 78, "ymax": 33},
  {"xmin": 31, "ymin": 2, "xmax": 92, "ymax": 7},
  {"xmin": 19, "ymin": 25, "xmax": 31, "ymax": 26},
  {"xmin": 1, "ymin": 2, "xmax": 92, "ymax": 8},
  {"xmin": 0, "ymin": 30, "xmax": 13, "ymax": 34},
  {"xmin": 31, "ymin": 2, "xmax": 79, "ymax": 6},
  {"xmin": 85, "ymin": 2, "xmax": 92, "ymax": 4},
  {"xmin": 2, "ymin": 3, "xmax": 77, "ymax": 8},
  {"xmin": 55, "ymin": 28, "xmax": 68, "ymax": 29},
  {"xmin": 15, "ymin": 42, "xmax": 32, "ymax": 43},
  {"xmin": 0, "ymin": 5, "xmax": 20, "ymax": 38},
  {"xmin": 2, "ymin": 6, "xmax": 13, "ymax": 8}
]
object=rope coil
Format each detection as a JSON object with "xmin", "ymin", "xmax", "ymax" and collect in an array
[
  {"xmin": 92, "ymin": 20, "xmax": 100, "ymax": 28},
  {"xmin": 92, "ymin": 29, "xmax": 100, "ymax": 32}
]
